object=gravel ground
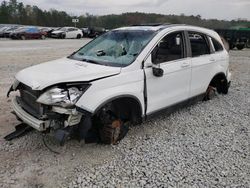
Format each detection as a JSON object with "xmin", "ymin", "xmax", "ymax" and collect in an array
[{"xmin": 0, "ymin": 39, "xmax": 249, "ymax": 188}]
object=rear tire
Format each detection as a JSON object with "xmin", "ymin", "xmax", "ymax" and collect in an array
[
  {"xmin": 204, "ymin": 74, "xmax": 229, "ymax": 101},
  {"xmin": 246, "ymin": 41, "xmax": 250, "ymax": 48},
  {"xmin": 204, "ymin": 86, "xmax": 216, "ymax": 101},
  {"xmin": 76, "ymin": 34, "xmax": 81, "ymax": 39},
  {"xmin": 21, "ymin": 35, "xmax": 26, "ymax": 40},
  {"xmin": 236, "ymin": 44, "xmax": 245, "ymax": 50},
  {"xmin": 229, "ymin": 43, "xmax": 235, "ymax": 50},
  {"xmin": 41, "ymin": 35, "xmax": 46, "ymax": 40},
  {"xmin": 61, "ymin": 34, "xmax": 65, "ymax": 39}
]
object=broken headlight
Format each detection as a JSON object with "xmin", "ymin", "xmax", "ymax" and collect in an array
[{"xmin": 37, "ymin": 85, "xmax": 89, "ymax": 107}]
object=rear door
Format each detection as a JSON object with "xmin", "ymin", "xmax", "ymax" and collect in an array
[
  {"xmin": 187, "ymin": 31, "xmax": 213, "ymax": 97},
  {"xmin": 209, "ymin": 36, "xmax": 228, "ymax": 65},
  {"xmin": 67, "ymin": 28, "xmax": 76, "ymax": 38},
  {"xmin": 27, "ymin": 28, "xmax": 39, "ymax": 39},
  {"xmin": 145, "ymin": 31, "xmax": 192, "ymax": 114}
]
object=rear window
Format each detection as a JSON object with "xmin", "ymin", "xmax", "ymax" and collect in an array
[
  {"xmin": 211, "ymin": 38, "xmax": 224, "ymax": 52},
  {"xmin": 188, "ymin": 32, "xmax": 210, "ymax": 57}
]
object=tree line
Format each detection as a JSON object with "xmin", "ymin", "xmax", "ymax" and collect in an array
[{"xmin": 1, "ymin": 0, "xmax": 250, "ymax": 29}]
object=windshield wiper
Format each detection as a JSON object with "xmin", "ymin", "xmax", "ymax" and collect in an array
[{"xmin": 82, "ymin": 58, "xmax": 102, "ymax": 65}]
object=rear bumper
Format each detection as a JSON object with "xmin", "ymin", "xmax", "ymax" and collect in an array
[{"xmin": 12, "ymin": 97, "xmax": 49, "ymax": 131}]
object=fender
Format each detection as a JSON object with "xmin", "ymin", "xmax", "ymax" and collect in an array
[
  {"xmin": 75, "ymin": 69, "xmax": 145, "ymax": 115},
  {"xmin": 93, "ymin": 94, "xmax": 143, "ymax": 115},
  {"xmin": 201, "ymin": 63, "xmax": 227, "ymax": 94}
]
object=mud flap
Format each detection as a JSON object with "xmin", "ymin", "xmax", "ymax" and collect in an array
[
  {"xmin": 78, "ymin": 114, "xmax": 92, "ymax": 141},
  {"xmin": 7, "ymin": 85, "xmax": 14, "ymax": 97},
  {"xmin": 4, "ymin": 123, "xmax": 33, "ymax": 141}
]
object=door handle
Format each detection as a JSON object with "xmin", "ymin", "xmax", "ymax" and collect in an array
[{"xmin": 181, "ymin": 62, "xmax": 190, "ymax": 68}]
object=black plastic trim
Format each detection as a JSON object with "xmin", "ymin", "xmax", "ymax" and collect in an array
[
  {"xmin": 76, "ymin": 106, "xmax": 92, "ymax": 116},
  {"xmin": 143, "ymin": 66, "xmax": 148, "ymax": 119},
  {"xmin": 7, "ymin": 85, "xmax": 14, "ymax": 97},
  {"xmin": 146, "ymin": 93, "xmax": 205, "ymax": 119},
  {"xmin": 184, "ymin": 31, "xmax": 192, "ymax": 57}
]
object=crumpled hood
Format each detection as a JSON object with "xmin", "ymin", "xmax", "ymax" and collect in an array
[{"xmin": 15, "ymin": 57, "xmax": 121, "ymax": 90}]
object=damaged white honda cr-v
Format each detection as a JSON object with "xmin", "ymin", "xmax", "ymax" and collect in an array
[{"xmin": 6, "ymin": 24, "xmax": 231, "ymax": 145}]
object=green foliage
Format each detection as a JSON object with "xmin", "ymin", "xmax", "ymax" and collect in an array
[{"xmin": 1, "ymin": 0, "xmax": 250, "ymax": 29}]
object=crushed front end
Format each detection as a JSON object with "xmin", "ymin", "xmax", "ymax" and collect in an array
[{"xmin": 6, "ymin": 80, "xmax": 91, "ymax": 144}]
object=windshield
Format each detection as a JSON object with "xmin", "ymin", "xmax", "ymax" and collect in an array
[
  {"xmin": 15, "ymin": 27, "xmax": 27, "ymax": 32},
  {"xmin": 0, "ymin": 27, "xmax": 8, "ymax": 32},
  {"xmin": 59, "ymin": 27, "xmax": 67, "ymax": 31},
  {"xmin": 69, "ymin": 30, "xmax": 155, "ymax": 67}
]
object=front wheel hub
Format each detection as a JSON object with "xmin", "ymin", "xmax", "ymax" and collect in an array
[{"xmin": 100, "ymin": 119, "xmax": 127, "ymax": 144}]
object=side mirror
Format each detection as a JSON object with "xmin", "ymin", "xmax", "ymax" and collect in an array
[{"xmin": 152, "ymin": 66, "xmax": 164, "ymax": 77}]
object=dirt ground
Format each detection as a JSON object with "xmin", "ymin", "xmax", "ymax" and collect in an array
[
  {"xmin": 0, "ymin": 39, "xmax": 118, "ymax": 188},
  {"xmin": 0, "ymin": 39, "xmax": 249, "ymax": 187}
]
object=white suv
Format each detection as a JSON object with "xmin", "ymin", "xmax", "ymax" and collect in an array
[{"xmin": 7, "ymin": 24, "xmax": 231, "ymax": 145}]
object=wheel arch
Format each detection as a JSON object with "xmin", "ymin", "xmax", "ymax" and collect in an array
[
  {"xmin": 208, "ymin": 72, "xmax": 229, "ymax": 94},
  {"xmin": 93, "ymin": 94, "xmax": 143, "ymax": 123}
]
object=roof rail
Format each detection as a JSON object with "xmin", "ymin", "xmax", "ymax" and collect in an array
[{"xmin": 131, "ymin": 23, "xmax": 170, "ymax": 27}]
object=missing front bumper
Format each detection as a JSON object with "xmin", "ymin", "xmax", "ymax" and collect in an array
[{"xmin": 12, "ymin": 97, "xmax": 49, "ymax": 131}]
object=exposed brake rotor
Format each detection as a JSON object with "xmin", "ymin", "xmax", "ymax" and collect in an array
[
  {"xmin": 101, "ymin": 119, "xmax": 124, "ymax": 144},
  {"xmin": 205, "ymin": 86, "xmax": 216, "ymax": 100}
]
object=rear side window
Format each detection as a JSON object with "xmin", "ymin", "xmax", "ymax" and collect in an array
[
  {"xmin": 188, "ymin": 32, "xmax": 210, "ymax": 57},
  {"xmin": 68, "ymin": 28, "xmax": 77, "ymax": 31},
  {"xmin": 211, "ymin": 38, "xmax": 224, "ymax": 52}
]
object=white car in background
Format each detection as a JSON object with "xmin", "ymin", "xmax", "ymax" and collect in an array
[
  {"xmin": 7, "ymin": 24, "xmax": 231, "ymax": 145},
  {"xmin": 51, "ymin": 27, "xmax": 82, "ymax": 39}
]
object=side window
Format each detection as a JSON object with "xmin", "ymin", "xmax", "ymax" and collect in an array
[
  {"xmin": 152, "ymin": 32, "xmax": 184, "ymax": 64},
  {"xmin": 211, "ymin": 38, "xmax": 224, "ymax": 52},
  {"xmin": 188, "ymin": 32, "xmax": 210, "ymax": 57}
]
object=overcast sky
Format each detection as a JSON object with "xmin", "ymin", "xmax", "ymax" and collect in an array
[{"xmin": 5, "ymin": 0, "xmax": 250, "ymax": 20}]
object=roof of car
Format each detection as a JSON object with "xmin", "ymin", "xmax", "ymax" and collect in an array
[
  {"xmin": 115, "ymin": 24, "xmax": 219, "ymax": 39},
  {"xmin": 115, "ymin": 24, "xmax": 184, "ymax": 31},
  {"xmin": 62, "ymin": 27, "xmax": 78, "ymax": 29},
  {"xmin": 115, "ymin": 24, "xmax": 214, "ymax": 33}
]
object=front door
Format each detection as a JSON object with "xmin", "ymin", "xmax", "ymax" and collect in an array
[{"xmin": 145, "ymin": 31, "xmax": 191, "ymax": 115}]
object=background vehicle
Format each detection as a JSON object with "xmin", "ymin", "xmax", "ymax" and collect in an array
[
  {"xmin": 2, "ymin": 26, "xmax": 20, "ymax": 38},
  {"xmin": 215, "ymin": 28, "xmax": 250, "ymax": 50},
  {"xmin": 81, "ymin": 27, "xmax": 90, "ymax": 37},
  {"xmin": 0, "ymin": 26, "xmax": 9, "ymax": 37},
  {"xmin": 6, "ymin": 24, "xmax": 231, "ymax": 145},
  {"xmin": 46, "ymin": 27, "xmax": 61, "ymax": 38},
  {"xmin": 39, "ymin": 27, "xmax": 53, "ymax": 37},
  {"xmin": 10, "ymin": 27, "xmax": 46, "ymax": 40},
  {"xmin": 87, "ymin": 27, "xmax": 106, "ymax": 38},
  {"xmin": 51, "ymin": 27, "xmax": 83, "ymax": 39}
]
